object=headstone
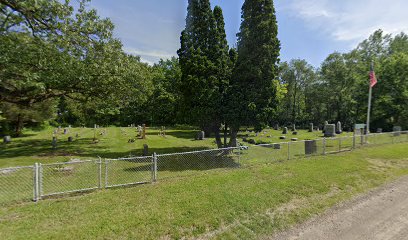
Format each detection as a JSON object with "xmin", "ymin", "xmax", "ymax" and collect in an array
[
  {"xmin": 196, "ymin": 131, "xmax": 205, "ymax": 140},
  {"xmin": 63, "ymin": 128, "xmax": 68, "ymax": 134},
  {"xmin": 309, "ymin": 123, "xmax": 314, "ymax": 132},
  {"xmin": 274, "ymin": 124, "xmax": 279, "ymax": 131},
  {"xmin": 323, "ymin": 121, "xmax": 329, "ymax": 133},
  {"xmin": 336, "ymin": 121, "xmax": 342, "ymax": 134},
  {"xmin": 376, "ymin": 128, "xmax": 382, "ymax": 133},
  {"xmin": 291, "ymin": 138, "xmax": 298, "ymax": 141},
  {"xmin": 292, "ymin": 124, "xmax": 296, "ymax": 132},
  {"xmin": 305, "ymin": 140, "xmax": 317, "ymax": 155},
  {"xmin": 3, "ymin": 136, "xmax": 11, "ymax": 144},
  {"xmin": 393, "ymin": 126, "xmax": 402, "ymax": 136},
  {"xmin": 282, "ymin": 127, "xmax": 288, "ymax": 134},
  {"xmin": 324, "ymin": 124, "xmax": 336, "ymax": 137},
  {"xmin": 279, "ymin": 136, "xmax": 286, "ymax": 140},
  {"xmin": 68, "ymin": 136, "xmax": 73, "ymax": 142},
  {"xmin": 292, "ymin": 131, "xmax": 298, "ymax": 135},
  {"xmin": 143, "ymin": 144, "xmax": 149, "ymax": 156},
  {"xmin": 53, "ymin": 129, "xmax": 58, "ymax": 134},
  {"xmin": 273, "ymin": 144, "xmax": 281, "ymax": 149},
  {"xmin": 52, "ymin": 137, "xmax": 57, "ymax": 149}
]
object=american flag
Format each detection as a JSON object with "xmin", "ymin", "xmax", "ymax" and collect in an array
[{"xmin": 369, "ymin": 64, "xmax": 377, "ymax": 88}]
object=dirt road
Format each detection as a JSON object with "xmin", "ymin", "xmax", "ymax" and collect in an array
[{"xmin": 272, "ymin": 176, "xmax": 408, "ymax": 240}]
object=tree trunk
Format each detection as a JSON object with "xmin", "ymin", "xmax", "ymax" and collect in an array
[
  {"xmin": 15, "ymin": 113, "xmax": 23, "ymax": 137},
  {"xmin": 214, "ymin": 128, "xmax": 223, "ymax": 148}
]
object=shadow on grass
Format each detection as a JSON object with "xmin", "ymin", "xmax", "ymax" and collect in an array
[
  {"xmin": 121, "ymin": 150, "xmax": 240, "ymax": 172},
  {"xmin": 158, "ymin": 130, "xmax": 198, "ymax": 140}
]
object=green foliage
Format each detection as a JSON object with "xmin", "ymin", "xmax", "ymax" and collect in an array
[
  {"xmin": 278, "ymin": 59, "xmax": 316, "ymax": 125},
  {"xmin": 178, "ymin": 1, "xmax": 232, "ymax": 147},
  {"xmin": 0, "ymin": 100, "xmax": 57, "ymax": 136},
  {"xmin": 0, "ymin": 0, "xmax": 154, "ymax": 128},
  {"xmin": 229, "ymin": 0, "xmax": 280, "ymax": 132}
]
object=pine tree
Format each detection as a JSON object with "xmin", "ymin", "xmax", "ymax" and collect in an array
[
  {"xmin": 228, "ymin": 0, "xmax": 281, "ymax": 142},
  {"xmin": 177, "ymin": 1, "xmax": 231, "ymax": 147}
]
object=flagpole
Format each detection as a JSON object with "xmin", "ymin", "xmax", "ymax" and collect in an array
[{"xmin": 366, "ymin": 61, "xmax": 374, "ymax": 135}]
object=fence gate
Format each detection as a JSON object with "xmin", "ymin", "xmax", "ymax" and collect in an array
[{"xmin": 105, "ymin": 156, "xmax": 153, "ymax": 188}]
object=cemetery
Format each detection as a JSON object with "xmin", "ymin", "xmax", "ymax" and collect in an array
[{"xmin": 1, "ymin": 0, "xmax": 408, "ymax": 239}]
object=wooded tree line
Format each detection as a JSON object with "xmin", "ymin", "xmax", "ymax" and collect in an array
[{"xmin": 1, "ymin": 0, "xmax": 407, "ymax": 144}]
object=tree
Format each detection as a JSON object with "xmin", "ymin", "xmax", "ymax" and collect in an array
[
  {"xmin": 1, "ymin": 100, "xmax": 57, "ymax": 136},
  {"xmin": 278, "ymin": 59, "xmax": 315, "ymax": 125},
  {"xmin": 178, "ymin": 1, "xmax": 231, "ymax": 147},
  {"xmin": 319, "ymin": 53, "xmax": 356, "ymax": 127},
  {"xmin": 228, "ymin": 0, "xmax": 280, "ymax": 144},
  {"xmin": 0, "ymin": 0, "xmax": 147, "ymax": 111}
]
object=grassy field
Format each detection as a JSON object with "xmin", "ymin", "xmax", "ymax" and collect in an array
[
  {"xmin": 0, "ymin": 126, "xmax": 217, "ymax": 168},
  {"xmin": 0, "ymin": 142, "xmax": 407, "ymax": 239},
  {"xmin": 0, "ymin": 126, "xmax": 356, "ymax": 168}
]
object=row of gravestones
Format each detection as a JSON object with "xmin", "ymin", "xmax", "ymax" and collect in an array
[{"xmin": 279, "ymin": 121, "xmax": 342, "ymax": 138}]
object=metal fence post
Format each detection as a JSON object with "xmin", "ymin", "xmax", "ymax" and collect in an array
[
  {"xmin": 353, "ymin": 132, "xmax": 356, "ymax": 149},
  {"xmin": 152, "ymin": 153, "xmax": 157, "ymax": 182},
  {"xmin": 33, "ymin": 163, "xmax": 39, "ymax": 202},
  {"xmin": 323, "ymin": 138, "xmax": 326, "ymax": 155},
  {"xmin": 104, "ymin": 159, "xmax": 108, "ymax": 188},
  {"xmin": 38, "ymin": 163, "xmax": 43, "ymax": 200},
  {"xmin": 238, "ymin": 146, "xmax": 241, "ymax": 164},
  {"xmin": 287, "ymin": 142, "xmax": 291, "ymax": 160},
  {"xmin": 98, "ymin": 157, "xmax": 102, "ymax": 189}
]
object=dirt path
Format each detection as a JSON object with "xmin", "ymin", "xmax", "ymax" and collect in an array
[{"xmin": 272, "ymin": 176, "xmax": 408, "ymax": 240}]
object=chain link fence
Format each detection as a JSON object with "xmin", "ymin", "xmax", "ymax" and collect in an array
[
  {"xmin": 157, "ymin": 147, "xmax": 241, "ymax": 180},
  {"xmin": 0, "ymin": 132, "xmax": 406, "ymax": 205},
  {"xmin": 40, "ymin": 160, "xmax": 100, "ymax": 198},
  {"xmin": 0, "ymin": 166, "xmax": 34, "ymax": 205},
  {"xmin": 105, "ymin": 156, "xmax": 153, "ymax": 188}
]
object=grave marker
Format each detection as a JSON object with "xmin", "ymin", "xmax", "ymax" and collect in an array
[
  {"xmin": 3, "ymin": 136, "xmax": 11, "ymax": 144},
  {"xmin": 324, "ymin": 124, "xmax": 336, "ymax": 137},
  {"xmin": 336, "ymin": 121, "xmax": 342, "ymax": 134},
  {"xmin": 309, "ymin": 123, "xmax": 314, "ymax": 132},
  {"xmin": 143, "ymin": 144, "xmax": 149, "ymax": 156},
  {"xmin": 52, "ymin": 137, "xmax": 57, "ymax": 149},
  {"xmin": 305, "ymin": 140, "xmax": 317, "ymax": 155}
]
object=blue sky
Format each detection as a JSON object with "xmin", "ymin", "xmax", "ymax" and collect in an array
[{"xmin": 87, "ymin": 0, "xmax": 408, "ymax": 67}]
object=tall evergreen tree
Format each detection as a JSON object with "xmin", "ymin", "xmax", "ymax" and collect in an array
[
  {"xmin": 177, "ymin": 1, "xmax": 231, "ymax": 147},
  {"xmin": 228, "ymin": 0, "xmax": 280, "ymax": 144}
]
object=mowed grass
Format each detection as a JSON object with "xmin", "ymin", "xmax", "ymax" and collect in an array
[
  {"xmin": 0, "ymin": 143, "xmax": 407, "ymax": 239},
  {"xmin": 0, "ymin": 127, "xmax": 216, "ymax": 168}
]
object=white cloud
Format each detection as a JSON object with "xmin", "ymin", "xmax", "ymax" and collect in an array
[
  {"xmin": 283, "ymin": 0, "xmax": 408, "ymax": 45},
  {"xmin": 124, "ymin": 48, "xmax": 176, "ymax": 65}
]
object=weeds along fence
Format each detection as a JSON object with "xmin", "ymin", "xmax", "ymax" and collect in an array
[{"xmin": 0, "ymin": 131, "xmax": 407, "ymax": 205}]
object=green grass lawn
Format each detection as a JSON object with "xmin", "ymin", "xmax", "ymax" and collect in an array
[
  {"xmin": 0, "ymin": 126, "xmax": 217, "ymax": 168},
  {"xmin": 0, "ymin": 126, "xmax": 363, "ymax": 169},
  {"xmin": 0, "ymin": 143, "xmax": 407, "ymax": 239}
]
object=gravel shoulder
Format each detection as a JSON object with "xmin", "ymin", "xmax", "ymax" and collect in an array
[{"xmin": 271, "ymin": 175, "xmax": 408, "ymax": 240}]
